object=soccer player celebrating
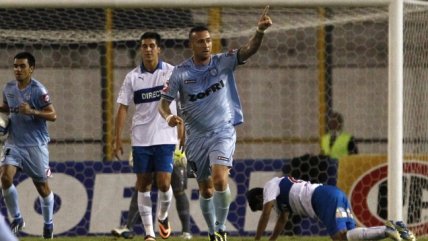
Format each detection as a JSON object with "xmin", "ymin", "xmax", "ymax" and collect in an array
[
  {"xmin": 246, "ymin": 176, "xmax": 416, "ymax": 241},
  {"xmin": 113, "ymin": 32, "xmax": 181, "ymax": 241},
  {"xmin": 159, "ymin": 5, "xmax": 272, "ymax": 241},
  {"xmin": 0, "ymin": 52, "xmax": 57, "ymax": 239}
]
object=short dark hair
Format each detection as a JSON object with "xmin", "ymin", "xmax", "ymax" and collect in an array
[
  {"xmin": 246, "ymin": 187, "xmax": 264, "ymax": 212},
  {"xmin": 139, "ymin": 32, "xmax": 161, "ymax": 46},
  {"xmin": 14, "ymin": 52, "xmax": 35, "ymax": 68},
  {"xmin": 331, "ymin": 112, "xmax": 343, "ymax": 124},
  {"xmin": 188, "ymin": 25, "xmax": 209, "ymax": 40}
]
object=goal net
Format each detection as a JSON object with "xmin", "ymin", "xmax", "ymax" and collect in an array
[{"xmin": 0, "ymin": 0, "xmax": 427, "ymax": 237}]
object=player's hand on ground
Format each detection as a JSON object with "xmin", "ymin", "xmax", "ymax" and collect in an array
[
  {"xmin": 173, "ymin": 146, "xmax": 187, "ymax": 167},
  {"xmin": 258, "ymin": 5, "xmax": 272, "ymax": 31}
]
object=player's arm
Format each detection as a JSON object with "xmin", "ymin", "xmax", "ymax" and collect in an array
[
  {"xmin": 159, "ymin": 98, "xmax": 181, "ymax": 128},
  {"xmin": 114, "ymin": 104, "xmax": 128, "ymax": 160},
  {"xmin": 0, "ymin": 103, "xmax": 9, "ymax": 113},
  {"xmin": 255, "ymin": 200, "xmax": 275, "ymax": 240},
  {"xmin": 269, "ymin": 210, "xmax": 288, "ymax": 241},
  {"xmin": 238, "ymin": 5, "xmax": 272, "ymax": 64},
  {"xmin": 177, "ymin": 119, "xmax": 185, "ymax": 149},
  {"xmin": 20, "ymin": 102, "xmax": 57, "ymax": 122}
]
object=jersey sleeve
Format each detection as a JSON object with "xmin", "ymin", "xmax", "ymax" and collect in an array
[
  {"xmin": 263, "ymin": 179, "xmax": 280, "ymax": 205},
  {"xmin": 161, "ymin": 67, "xmax": 179, "ymax": 102},
  {"xmin": 34, "ymin": 86, "xmax": 51, "ymax": 109},
  {"xmin": 220, "ymin": 49, "xmax": 240, "ymax": 71},
  {"xmin": 116, "ymin": 73, "xmax": 133, "ymax": 106}
]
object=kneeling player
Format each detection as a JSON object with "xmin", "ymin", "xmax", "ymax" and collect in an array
[{"xmin": 246, "ymin": 176, "xmax": 416, "ymax": 241}]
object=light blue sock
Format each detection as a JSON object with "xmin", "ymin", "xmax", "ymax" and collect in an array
[
  {"xmin": 213, "ymin": 186, "xmax": 231, "ymax": 231},
  {"xmin": 39, "ymin": 192, "xmax": 54, "ymax": 224},
  {"xmin": 2, "ymin": 185, "xmax": 21, "ymax": 220},
  {"xmin": 200, "ymin": 196, "xmax": 216, "ymax": 234}
]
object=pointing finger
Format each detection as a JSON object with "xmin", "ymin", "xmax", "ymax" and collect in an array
[{"xmin": 262, "ymin": 5, "xmax": 270, "ymax": 16}]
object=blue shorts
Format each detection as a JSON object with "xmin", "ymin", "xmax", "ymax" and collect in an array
[
  {"xmin": 185, "ymin": 125, "xmax": 236, "ymax": 181},
  {"xmin": 132, "ymin": 145, "xmax": 175, "ymax": 174},
  {"xmin": 0, "ymin": 144, "xmax": 51, "ymax": 182},
  {"xmin": 311, "ymin": 185, "xmax": 356, "ymax": 235}
]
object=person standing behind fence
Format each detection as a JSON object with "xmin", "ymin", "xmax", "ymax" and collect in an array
[
  {"xmin": 113, "ymin": 32, "xmax": 183, "ymax": 241},
  {"xmin": 159, "ymin": 6, "xmax": 272, "ymax": 241},
  {"xmin": 0, "ymin": 51, "xmax": 57, "ymax": 239},
  {"xmin": 321, "ymin": 112, "xmax": 358, "ymax": 160}
]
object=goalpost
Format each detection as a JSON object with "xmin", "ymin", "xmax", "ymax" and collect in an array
[{"xmin": 0, "ymin": 0, "xmax": 427, "ymax": 236}]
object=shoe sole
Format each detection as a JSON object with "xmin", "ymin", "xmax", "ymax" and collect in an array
[
  {"xmin": 111, "ymin": 230, "xmax": 121, "ymax": 237},
  {"xmin": 214, "ymin": 232, "xmax": 227, "ymax": 241},
  {"xmin": 158, "ymin": 221, "xmax": 171, "ymax": 239},
  {"xmin": 11, "ymin": 221, "xmax": 26, "ymax": 235},
  {"xmin": 389, "ymin": 221, "xmax": 416, "ymax": 241}
]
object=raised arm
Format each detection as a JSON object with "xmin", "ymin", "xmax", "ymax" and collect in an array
[{"xmin": 238, "ymin": 5, "xmax": 273, "ymax": 63}]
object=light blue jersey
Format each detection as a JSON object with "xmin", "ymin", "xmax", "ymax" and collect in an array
[
  {"xmin": 2, "ymin": 79, "xmax": 51, "ymax": 146},
  {"xmin": 161, "ymin": 50, "xmax": 244, "ymax": 138}
]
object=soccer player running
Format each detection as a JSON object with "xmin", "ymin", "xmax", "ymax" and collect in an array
[
  {"xmin": 159, "ymin": 6, "xmax": 272, "ymax": 241},
  {"xmin": 114, "ymin": 32, "xmax": 183, "ymax": 241},
  {"xmin": 0, "ymin": 52, "xmax": 57, "ymax": 239},
  {"xmin": 246, "ymin": 176, "xmax": 416, "ymax": 241}
]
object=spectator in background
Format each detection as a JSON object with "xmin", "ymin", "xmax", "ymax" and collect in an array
[
  {"xmin": 0, "ymin": 51, "xmax": 57, "ymax": 239},
  {"xmin": 321, "ymin": 112, "xmax": 358, "ymax": 160}
]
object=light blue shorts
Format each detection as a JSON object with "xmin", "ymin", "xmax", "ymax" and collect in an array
[
  {"xmin": 132, "ymin": 144, "xmax": 175, "ymax": 174},
  {"xmin": 185, "ymin": 125, "xmax": 236, "ymax": 182},
  {"xmin": 0, "ymin": 144, "xmax": 50, "ymax": 182}
]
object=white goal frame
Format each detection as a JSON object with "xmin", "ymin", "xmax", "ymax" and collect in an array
[{"xmin": 0, "ymin": 0, "xmax": 407, "ymax": 221}]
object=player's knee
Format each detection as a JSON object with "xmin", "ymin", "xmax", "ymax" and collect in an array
[
  {"xmin": 173, "ymin": 190, "xmax": 185, "ymax": 197},
  {"xmin": 199, "ymin": 188, "xmax": 214, "ymax": 199},
  {"xmin": 212, "ymin": 176, "xmax": 228, "ymax": 191},
  {"xmin": 158, "ymin": 183, "xmax": 171, "ymax": 192},
  {"xmin": 0, "ymin": 174, "xmax": 13, "ymax": 188},
  {"xmin": 33, "ymin": 181, "xmax": 51, "ymax": 197}
]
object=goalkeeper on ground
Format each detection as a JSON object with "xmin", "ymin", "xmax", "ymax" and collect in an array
[{"xmin": 246, "ymin": 176, "xmax": 416, "ymax": 241}]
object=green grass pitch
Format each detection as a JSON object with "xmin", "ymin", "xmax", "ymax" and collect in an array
[{"xmin": 18, "ymin": 236, "xmax": 428, "ymax": 241}]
